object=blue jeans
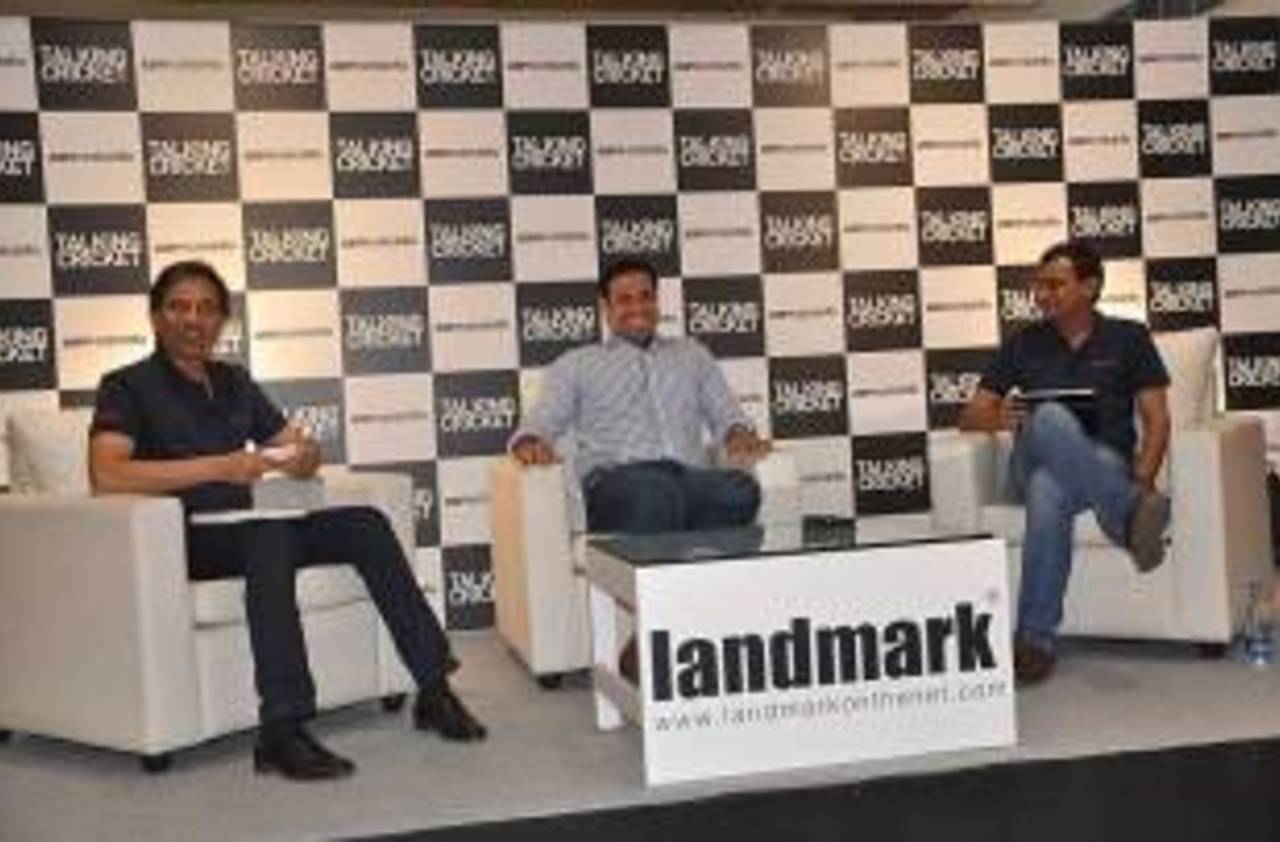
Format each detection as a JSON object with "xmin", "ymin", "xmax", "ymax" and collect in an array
[
  {"xmin": 1011, "ymin": 402, "xmax": 1138, "ymax": 651},
  {"xmin": 583, "ymin": 459, "xmax": 761, "ymax": 534}
]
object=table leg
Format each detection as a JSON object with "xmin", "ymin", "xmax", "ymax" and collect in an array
[{"xmin": 590, "ymin": 582, "xmax": 624, "ymax": 730}]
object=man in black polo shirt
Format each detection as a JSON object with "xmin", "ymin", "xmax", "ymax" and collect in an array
[
  {"xmin": 959, "ymin": 241, "xmax": 1171, "ymax": 686},
  {"xmin": 89, "ymin": 260, "xmax": 486, "ymax": 782}
]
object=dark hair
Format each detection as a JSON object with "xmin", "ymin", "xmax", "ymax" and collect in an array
[
  {"xmin": 150, "ymin": 260, "xmax": 231, "ymax": 316},
  {"xmin": 1038, "ymin": 240, "xmax": 1104, "ymax": 301},
  {"xmin": 598, "ymin": 258, "xmax": 658, "ymax": 300}
]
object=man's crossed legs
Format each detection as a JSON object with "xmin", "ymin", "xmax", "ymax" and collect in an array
[
  {"xmin": 583, "ymin": 459, "xmax": 762, "ymax": 681},
  {"xmin": 583, "ymin": 459, "xmax": 761, "ymax": 534},
  {"xmin": 1011, "ymin": 403, "xmax": 1170, "ymax": 685}
]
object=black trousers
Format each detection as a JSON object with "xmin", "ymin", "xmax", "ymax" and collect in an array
[{"xmin": 187, "ymin": 505, "xmax": 449, "ymax": 729}]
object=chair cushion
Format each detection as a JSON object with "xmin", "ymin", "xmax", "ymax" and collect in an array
[
  {"xmin": 192, "ymin": 565, "xmax": 369, "ymax": 626},
  {"xmin": 1152, "ymin": 327, "xmax": 1217, "ymax": 429},
  {"xmin": 6, "ymin": 409, "xmax": 92, "ymax": 495}
]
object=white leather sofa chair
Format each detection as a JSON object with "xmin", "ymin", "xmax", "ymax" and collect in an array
[
  {"xmin": 929, "ymin": 328, "xmax": 1275, "ymax": 647},
  {"xmin": 489, "ymin": 452, "xmax": 801, "ymax": 687},
  {"xmin": 0, "ymin": 410, "xmax": 420, "ymax": 771}
]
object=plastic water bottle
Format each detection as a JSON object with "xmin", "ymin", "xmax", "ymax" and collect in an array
[{"xmin": 1240, "ymin": 579, "xmax": 1275, "ymax": 668}]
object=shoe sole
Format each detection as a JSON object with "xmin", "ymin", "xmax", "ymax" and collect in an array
[
  {"xmin": 253, "ymin": 752, "xmax": 356, "ymax": 781},
  {"xmin": 1128, "ymin": 492, "xmax": 1171, "ymax": 573},
  {"xmin": 414, "ymin": 720, "xmax": 488, "ymax": 741}
]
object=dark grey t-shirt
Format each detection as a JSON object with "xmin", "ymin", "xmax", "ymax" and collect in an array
[
  {"xmin": 979, "ymin": 314, "xmax": 1170, "ymax": 461},
  {"xmin": 90, "ymin": 351, "xmax": 286, "ymax": 513}
]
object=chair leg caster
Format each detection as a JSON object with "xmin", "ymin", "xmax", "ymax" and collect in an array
[
  {"xmin": 536, "ymin": 673, "xmax": 565, "ymax": 690},
  {"xmin": 1196, "ymin": 642, "xmax": 1227, "ymax": 659},
  {"xmin": 141, "ymin": 753, "xmax": 173, "ymax": 774},
  {"xmin": 381, "ymin": 693, "xmax": 408, "ymax": 712}
]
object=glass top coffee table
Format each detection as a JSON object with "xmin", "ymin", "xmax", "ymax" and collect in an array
[
  {"xmin": 588, "ymin": 516, "xmax": 982, "ymax": 566},
  {"xmin": 582, "ymin": 517, "xmax": 1013, "ymax": 786}
]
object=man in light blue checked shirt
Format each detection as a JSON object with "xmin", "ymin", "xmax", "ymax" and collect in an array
[{"xmin": 510, "ymin": 259, "xmax": 772, "ymax": 535}]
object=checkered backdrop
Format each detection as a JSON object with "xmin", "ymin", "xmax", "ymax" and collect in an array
[{"xmin": 1, "ymin": 15, "xmax": 1278, "ymax": 629}]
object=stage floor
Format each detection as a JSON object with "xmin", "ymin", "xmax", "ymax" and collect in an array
[{"xmin": 3, "ymin": 631, "xmax": 1280, "ymax": 841}]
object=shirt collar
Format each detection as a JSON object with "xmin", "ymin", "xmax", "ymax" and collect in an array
[
  {"xmin": 152, "ymin": 348, "xmax": 221, "ymax": 396},
  {"xmin": 1049, "ymin": 310, "xmax": 1106, "ymax": 352},
  {"xmin": 603, "ymin": 332, "xmax": 667, "ymax": 352}
]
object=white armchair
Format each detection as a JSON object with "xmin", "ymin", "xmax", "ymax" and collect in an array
[
  {"xmin": 0, "ymin": 410, "xmax": 419, "ymax": 771},
  {"xmin": 930, "ymin": 328, "xmax": 1274, "ymax": 646},
  {"xmin": 489, "ymin": 452, "xmax": 801, "ymax": 686}
]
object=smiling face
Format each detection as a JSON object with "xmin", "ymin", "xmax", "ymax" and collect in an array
[
  {"xmin": 602, "ymin": 268, "xmax": 660, "ymax": 339},
  {"xmin": 151, "ymin": 273, "xmax": 226, "ymax": 367},
  {"xmin": 1033, "ymin": 255, "xmax": 1098, "ymax": 327}
]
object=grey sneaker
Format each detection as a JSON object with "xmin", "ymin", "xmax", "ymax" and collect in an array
[{"xmin": 1127, "ymin": 489, "xmax": 1171, "ymax": 573}]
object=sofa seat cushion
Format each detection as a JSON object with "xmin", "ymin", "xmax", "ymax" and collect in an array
[
  {"xmin": 980, "ymin": 504, "xmax": 1115, "ymax": 548},
  {"xmin": 193, "ymin": 565, "xmax": 368, "ymax": 626}
]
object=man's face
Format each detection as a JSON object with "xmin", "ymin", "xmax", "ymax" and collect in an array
[
  {"xmin": 1033, "ymin": 256, "xmax": 1097, "ymax": 325},
  {"xmin": 151, "ymin": 275, "xmax": 226, "ymax": 364},
  {"xmin": 603, "ymin": 269, "xmax": 660, "ymax": 338}
]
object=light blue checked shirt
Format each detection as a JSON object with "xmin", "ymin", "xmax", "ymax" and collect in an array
[{"xmin": 513, "ymin": 335, "xmax": 751, "ymax": 483}]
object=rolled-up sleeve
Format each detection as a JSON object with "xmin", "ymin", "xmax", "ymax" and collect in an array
[
  {"xmin": 89, "ymin": 372, "xmax": 141, "ymax": 441},
  {"xmin": 1130, "ymin": 328, "xmax": 1171, "ymax": 392}
]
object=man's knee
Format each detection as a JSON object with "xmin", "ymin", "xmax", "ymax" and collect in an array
[
  {"xmin": 588, "ymin": 466, "xmax": 686, "ymax": 532},
  {"xmin": 626, "ymin": 471, "xmax": 687, "ymax": 527},
  {"xmin": 325, "ymin": 505, "xmax": 392, "ymax": 534},
  {"xmin": 1024, "ymin": 401, "xmax": 1084, "ymax": 444},
  {"xmin": 239, "ymin": 521, "xmax": 303, "ymax": 582},
  {"xmin": 314, "ymin": 506, "xmax": 402, "ymax": 566},
  {"xmin": 684, "ymin": 468, "xmax": 761, "ymax": 530},
  {"xmin": 717, "ymin": 470, "xmax": 761, "ymax": 524}
]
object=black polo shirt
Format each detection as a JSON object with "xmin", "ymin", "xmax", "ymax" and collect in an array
[
  {"xmin": 979, "ymin": 314, "xmax": 1169, "ymax": 461},
  {"xmin": 90, "ymin": 351, "xmax": 287, "ymax": 513}
]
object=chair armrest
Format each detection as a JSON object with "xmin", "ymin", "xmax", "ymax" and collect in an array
[
  {"xmin": 751, "ymin": 450, "xmax": 801, "ymax": 527},
  {"xmin": 1167, "ymin": 416, "xmax": 1274, "ymax": 639},
  {"xmin": 928, "ymin": 431, "xmax": 1002, "ymax": 533},
  {"xmin": 488, "ymin": 457, "xmax": 588, "ymax": 674},
  {"xmin": 0, "ymin": 494, "xmax": 201, "ymax": 753}
]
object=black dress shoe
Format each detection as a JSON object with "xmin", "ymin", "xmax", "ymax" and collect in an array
[
  {"xmin": 1013, "ymin": 639, "xmax": 1057, "ymax": 687},
  {"xmin": 253, "ymin": 726, "xmax": 356, "ymax": 781},
  {"xmin": 413, "ymin": 684, "xmax": 487, "ymax": 741}
]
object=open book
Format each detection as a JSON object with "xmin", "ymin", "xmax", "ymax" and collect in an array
[
  {"xmin": 1017, "ymin": 387, "xmax": 1095, "ymax": 403},
  {"xmin": 1016, "ymin": 387, "xmax": 1097, "ymax": 433},
  {"xmin": 188, "ymin": 477, "xmax": 325, "ymax": 526},
  {"xmin": 189, "ymin": 508, "xmax": 307, "ymax": 526}
]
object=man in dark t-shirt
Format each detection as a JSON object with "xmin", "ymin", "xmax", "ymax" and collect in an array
[
  {"xmin": 959, "ymin": 241, "xmax": 1172, "ymax": 686},
  {"xmin": 89, "ymin": 261, "xmax": 486, "ymax": 782}
]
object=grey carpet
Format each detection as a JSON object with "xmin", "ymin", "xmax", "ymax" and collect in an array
[{"xmin": 2, "ymin": 633, "xmax": 1279, "ymax": 841}]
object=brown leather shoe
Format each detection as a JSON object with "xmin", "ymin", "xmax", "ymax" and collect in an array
[
  {"xmin": 1013, "ymin": 639, "xmax": 1056, "ymax": 687},
  {"xmin": 619, "ymin": 636, "xmax": 639, "ymax": 685}
]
